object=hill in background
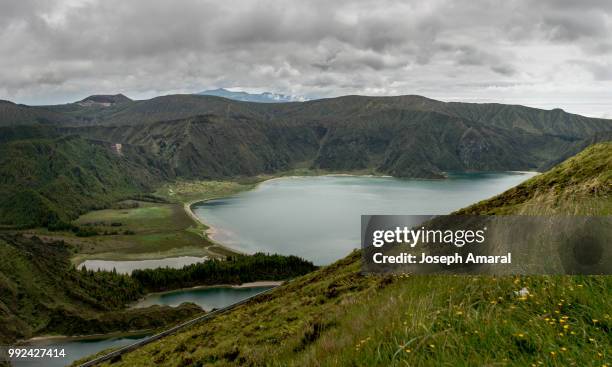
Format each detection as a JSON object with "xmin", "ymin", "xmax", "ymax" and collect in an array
[
  {"xmin": 51, "ymin": 94, "xmax": 612, "ymax": 179},
  {"xmin": 76, "ymin": 94, "xmax": 132, "ymax": 107},
  {"xmin": 197, "ymin": 88, "xmax": 305, "ymax": 103}
]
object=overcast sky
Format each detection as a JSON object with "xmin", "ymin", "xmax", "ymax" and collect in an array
[{"xmin": 1, "ymin": 0, "xmax": 611, "ymax": 117}]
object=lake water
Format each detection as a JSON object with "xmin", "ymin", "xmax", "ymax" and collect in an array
[
  {"xmin": 133, "ymin": 285, "xmax": 274, "ymax": 309},
  {"xmin": 79, "ymin": 256, "xmax": 208, "ymax": 274},
  {"xmin": 193, "ymin": 173, "xmax": 536, "ymax": 265},
  {"xmin": 14, "ymin": 334, "xmax": 148, "ymax": 367}
]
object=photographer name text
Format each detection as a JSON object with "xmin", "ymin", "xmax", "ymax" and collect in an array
[{"xmin": 372, "ymin": 252, "xmax": 512, "ymax": 265}]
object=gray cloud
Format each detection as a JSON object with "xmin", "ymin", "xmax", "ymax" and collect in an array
[
  {"xmin": 541, "ymin": 13, "xmax": 609, "ymax": 41},
  {"xmin": 570, "ymin": 60, "xmax": 612, "ymax": 81},
  {"xmin": 0, "ymin": 0, "xmax": 611, "ymax": 117}
]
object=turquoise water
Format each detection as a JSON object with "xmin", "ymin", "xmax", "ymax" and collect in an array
[
  {"xmin": 133, "ymin": 285, "xmax": 274, "ymax": 309},
  {"xmin": 193, "ymin": 173, "xmax": 536, "ymax": 265}
]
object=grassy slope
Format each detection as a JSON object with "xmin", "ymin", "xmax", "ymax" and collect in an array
[
  {"xmin": 62, "ymin": 201, "xmax": 217, "ymax": 263},
  {"xmin": 101, "ymin": 143, "xmax": 611, "ymax": 367},
  {"xmin": 457, "ymin": 142, "xmax": 612, "ymax": 215},
  {"xmin": 0, "ymin": 234, "xmax": 201, "ymax": 344}
]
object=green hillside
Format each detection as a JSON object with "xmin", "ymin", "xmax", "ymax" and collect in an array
[
  {"xmin": 0, "ymin": 234, "xmax": 200, "ymax": 343},
  {"xmin": 71, "ymin": 114, "xmax": 321, "ymax": 179},
  {"xmin": 458, "ymin": 141, "xmax": 612, "ymax": 215},
  {"xmin": 0, "ymin": 133, "xmax": 164, "ymax": 228},
  {"xmin": 0, "ymin": 100, "xmax": 72, "ymax": 126},
  {"xmin": 45, "ymin": 94, "xmax": 135, "ymax": 126},
  {"xmin": 97, "ymin": 143, "xmax": 611, "ymax": 367},
  {"xmin": 68, "ymin": 96, "xmax": 612, "ymax": 179}
]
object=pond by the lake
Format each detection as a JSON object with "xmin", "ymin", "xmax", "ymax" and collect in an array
[
  {"xmin": 193, "ymin": 173, "xmax": 536, "ymax": 265},
  {"xmin": 133, "ymin": 285, "xmax": 274, "ymax": 309},
  {"xmin": 78, "ymin": 256, "xmax": 208, "ymax": 274}
]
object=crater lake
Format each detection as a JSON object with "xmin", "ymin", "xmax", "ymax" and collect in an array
[{"xmin": 192, "ymin": 173, "xmax": 536, "ymax": 265}]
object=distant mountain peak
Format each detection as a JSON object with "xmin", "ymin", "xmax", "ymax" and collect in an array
[
  {"xmin": 197, "ymin": 88, "xmax": 306, "ymax": 103},
  {"xmin": 77, "ymin": 94, "xmax": 132, "ymax": 107}
]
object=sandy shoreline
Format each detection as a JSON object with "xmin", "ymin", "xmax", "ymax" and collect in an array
[{"xmin": 185, "ymin": 199, "xmax": 246, "ymax": 256}]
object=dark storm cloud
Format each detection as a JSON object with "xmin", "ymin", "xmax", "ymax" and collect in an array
[{"xmin": 0, "ymin": 0, "xmax": 610, "ymax": 117}]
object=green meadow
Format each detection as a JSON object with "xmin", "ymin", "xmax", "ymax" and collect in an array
[{"xmin": 67, "ymin": 180, "xmax": 258, "ymax": 263}]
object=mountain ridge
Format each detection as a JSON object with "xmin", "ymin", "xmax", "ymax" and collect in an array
[{"xmin": 197, "ymin": 88, "xmax": 305, "ymax": 103}]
